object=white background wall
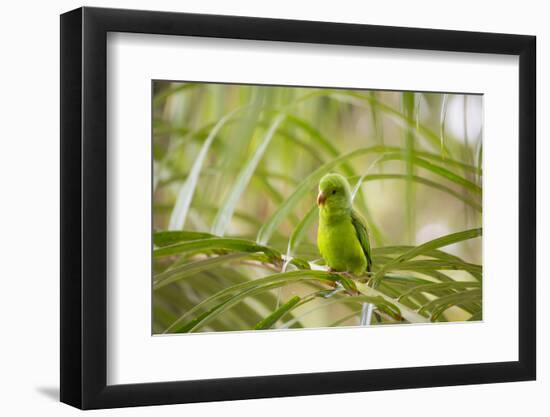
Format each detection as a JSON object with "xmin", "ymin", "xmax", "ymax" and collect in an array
[{"xmin": 0, "ymin": 0, "xmax": 545, "ymax": 415}]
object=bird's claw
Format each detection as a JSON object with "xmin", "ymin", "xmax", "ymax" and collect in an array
[{"xmin": 327, "ymin": 268, "xmax": 354, "ymax": 278}]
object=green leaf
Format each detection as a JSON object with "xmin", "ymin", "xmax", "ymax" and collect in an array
[
  {"xmin": 288, "ymin": 257, "xmax": 311, "ymax": 270},
  {"xmin": 184, "ymin": 283, "xmax": 285, "ymax": 332},
  {"xmin": 372, "ymin": 228, "xmax": 482, "ymax": 285},
  {"xmin": 209, "ymin": 266, "xmax": 298, "ymax": 325},
  {"xmin": 337, "ymin": 275, "xmax": 359, "ymax": 295},
  {"xmin": 153, "ymin": 253, "xmax": 250, "ymax": 290},
  {"xmin": 354, "ymin": 282, "xmax": 430, "ymax": 323},
  {"xmin": 254, "ymin": 176, "xmax": 300, "ymax": 226},
  {"xmin": 418, "ymin": 289, "xmax": 482, "ymax": 320},
  {"xmin": 373, "ymin": 245, "xmax": 465, "ymax": 264},
  {"xmin": 379, "ymin": 274, "xmax": 436, "ymax": 286},
  {"xmin": 440, "ymin": 94, "xmax": 449, "ymax": 157},
  {"xmin": 370, "ymin": 91, "xmax": 384, "ymax": 147},
  {"xmin": 384, "ymin": 271, "xmax": 481, "ymax": 316},
  {"xmin": 287, "ymin": 205, "xmax": 318, "ymax": 257},
  {"xmin": 165, "ymin": 270, "xmax": 341, "ymax": 333},
  {"xmin": 153, "ymin": 230, "xmax": 214, "ymax": 247},
  {"xmin": 412, "ymin": 157, "xmax": 482, "ymax": 195},
  {"xmin": 218, "ymin": 89, "xmax": 266, "ymax": 176},
  {"xmin": 254, "ymin": 295, "xmax": 301, "ymax": 330},
  {"xmin": 468, "ymin": 310, "xmax": 483, "ymax": 321},
  {"xmin": 153, "ymin": 82, "xmax": 200, "ymax": 106},
  {"xmin": 402, "ymin": 91, "xmax": 416, "ymax": 244},
  {"xmin": 153, "ymin": 237, "xmax": 281, "ymax": 261},
  {"xmin": 392, "ymin": 259, "xmax": 482, "ymax": 280},
  {"xmin": 398, "ymin": 281, "xmax": 481, "ymax": 302},
  {"xmin": 257, "ymin": 121, "xmax": 325, "ymax": 163},
  {"xmin": 212, "ymin": 114, "xmax": 285, "ymax": 236},
  {"xmin": 349, "ymin": 173, "xmax": 481, "ymax": 219},
  {"xmin": 280, "ymin": 292, "xmax": 404, "ymax": 328},
  {"xmin": 379, "ymin": 153, "xmax": 482, "ymax": 195},
  {"xmin": 168, "ymin": 107, "xmax": 244, "ymax": 230},
  {"xmin": 282, "ymin": 113, "xmax": 340, "ymax": 157},
  {"xmin": 189, "ymin": 271, "xmax": 265, "ymax": 329},
  {"xmin": 325, "ymin": 91, "xmax": 451, "ymax": 155},
  {"xmin": 334, "ymin": 295, "xmax": 402, "ymax": 321}
]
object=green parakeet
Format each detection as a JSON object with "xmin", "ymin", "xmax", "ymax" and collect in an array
[{"xmin": 317, "ymin": 173, "xmax": 372, "ymax": 275}]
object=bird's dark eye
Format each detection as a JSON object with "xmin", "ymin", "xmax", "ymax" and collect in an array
[{"xmin": 332, "ymin": 190, "xmax": 336, "ymax": 195}]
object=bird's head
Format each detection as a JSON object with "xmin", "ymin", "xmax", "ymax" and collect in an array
[{"xmin": 317, "ymin": 173, "xmax": 352, "ymax": 211}]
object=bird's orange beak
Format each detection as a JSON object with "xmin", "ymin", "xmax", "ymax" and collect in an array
[{"xmin": 317, "ymin": 191, "xmax": 326, "ymax": 206}]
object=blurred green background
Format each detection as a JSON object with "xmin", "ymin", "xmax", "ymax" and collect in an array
[{"xmin": 152, "ymin": 81, "xmax": 482, "ymax": 334}]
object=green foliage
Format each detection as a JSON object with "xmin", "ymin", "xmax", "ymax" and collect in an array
[
  {"xmin": 153, "ymin": 81, "xmax": 482, "ymax": 333},
  {"xmin": 255, "ymin": 296, "xmax": 301, "ymax": 330}
]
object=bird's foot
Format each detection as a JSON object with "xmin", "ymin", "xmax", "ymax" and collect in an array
[
  {"xmin": 327, "ymin": 268, "xmax": 353, "ymax": 278},
  {"xmin": 356, "ymin": 271, "xmax": 375, "ymax": 284},
  {"xmin": 325, "ymin": 269, "xmax": 361, "ymax": 295}
]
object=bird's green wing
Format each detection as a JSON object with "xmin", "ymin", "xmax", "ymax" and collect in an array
[{"xmin": 351, "ymin": 209, "xmax": 373, "ymax": 272}]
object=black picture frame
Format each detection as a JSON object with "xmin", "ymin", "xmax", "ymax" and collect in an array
[{"xmin": 60, "ymin": 6, "xmax": 536, "ymax": 410}]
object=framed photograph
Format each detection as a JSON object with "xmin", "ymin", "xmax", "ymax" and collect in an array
[{"xmin": 60, "ymin": 6, "xmax": 536, "ymax": 409}]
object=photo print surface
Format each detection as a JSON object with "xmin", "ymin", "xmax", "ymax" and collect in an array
[{"xmin": 152, "ymin": 81, "xmax": 483, "ymax": 334}]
